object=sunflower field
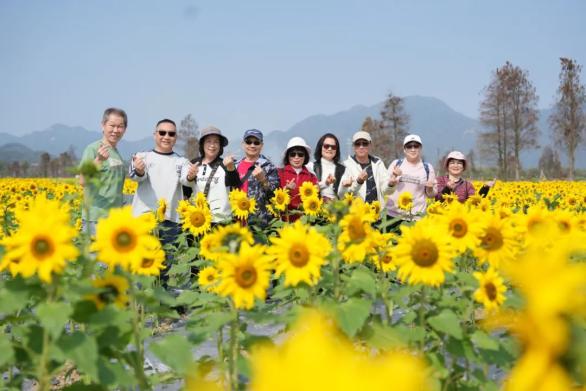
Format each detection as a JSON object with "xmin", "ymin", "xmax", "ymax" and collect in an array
[{"xmin": 0, "ymin": 177, "xmax": 585, "ymax": 390}]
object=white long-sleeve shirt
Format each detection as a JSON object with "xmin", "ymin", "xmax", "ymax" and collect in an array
[{"xmin": 129, "ymin": 150, "xmax": 192, "ymax": 223}]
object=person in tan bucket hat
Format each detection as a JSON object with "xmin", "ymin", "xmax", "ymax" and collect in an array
[{"xmin": 183, "ymin": 125, "xmax": 240, "ymax": 222}]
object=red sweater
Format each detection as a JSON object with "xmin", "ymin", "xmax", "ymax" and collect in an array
[{"xmin": 278, "ymin": 165, "xmax": 318, "ymax": 219}]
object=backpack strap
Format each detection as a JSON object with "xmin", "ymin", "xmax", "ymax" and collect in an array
[{"xmin": 423, "ymin": 162, "xmax": 430, "ymax": 181}]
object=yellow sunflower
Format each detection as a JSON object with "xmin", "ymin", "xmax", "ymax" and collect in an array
[
  {"xmin": 156, "ymin": 198, "xmax": 167, "ymax": 222},
  {"xmin": 368, "ymin": 200, "xmax": 382, "ymax": 220},
  {"xmin": 440, "ymin": 193, "xmax": 457, "ymax": 204},
  {"xmin": 392, "ymin": 219, "xmax": 455, "ymax": 287},
  {"xmin": 516, "ymin": 206, "xmax": 557, "ymax": 249},
  {"xmin": 130, "ymin": 245, "xmax": 166, "ymax": 276},
  {"xmin": 216, "ymin": 242, "xmax": 272, "ymax": 310},
  {"xmin": 89, "ymin": 274, "xmax": 130, "ymax": 309},
  {"xmin": 229, "ymin": 189, "xmax": 256, "ymax": 220},
  {"xmin": 298, "ymin": 181, "xmax": 318, "ymax": 201},
  {"xmin": 338, "ymin": 192, "xmax": 353, "ymax": 206},
  {"xmin": 181, "ymin": 204, "xmax": 212, "ymax": 237},
  {"xmin": 397, "ymin": 191, "xmax": 413, "ymax": 211},
  {"xmin": 271, "ymin": 188, "xmax": 290, "ymax": 212},
  {"xmin": 90, "ymin": 206, "xmax": 160, "ymax": 270},
  {"xmin": 176, "ymin": 199, "xmax": 191, "ymax": 217},
  {"xmin": 474, "ymin": 215, "xmax": 519, "ymax": 269},
  {"xmin": 337, "ymin": 211, "xmax": 377, "ymax": 263},
  {"xmin": 435, "ymin": 202, "xmax": 482, "ymax": 253},
  {"xmin": 302, "ymin": 195, "xmax": 323, "ymax": 217},
  {"xmin": 268, "ymin": 220, "xmax": 332, "ymax": 286},
  {"xmin": 200, "ymin": 223, "xmax": 254, "ymax": 261},
  {"xmin": 249, "ymin": 309, "xmax": 431, "ymax": 391},
  {"xmin": 473, "ymin": 268, "xmax": 507, "ymax": 311},
  {"xmin": 0, "ymin": 195, "xmax": 78, "ymax": 283},
  {"xmin": 193, "ymin": 192, "xmax": 210, "ymax": 209},
  {"xmin": 370, "ymin": 231, "xmax": 397, "ymax": 272},
  {"xmin": 198, "ymin": 266, "xmax": 220, "ymax": 292}
]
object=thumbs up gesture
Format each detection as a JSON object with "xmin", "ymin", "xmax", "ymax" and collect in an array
[
  {"xmin": 223, "ymin": 155, "xmax": 236, "ymax": 171},
  {"xmin": 132, "ymin": 154, "xmax": 146, "ymax": 176},
  {"xmin": 187, "ymin": 162, "xmax": 200, "ymax": 181}
]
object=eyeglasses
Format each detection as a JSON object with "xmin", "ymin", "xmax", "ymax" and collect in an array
[
  {"xmin": 354, "ymin": 141, "xmax": 370, "ymax": 148},
  {"xmin": 323, "ymin": 143, "xmax": 337, "ymax": 150},
  {"xmin": 244, "ymin": 139, "xmax": 261, "ymax": 146},
  {"xmin": 288, "ymin": 151, "xmax": 305, "ymax": 158},
  {"xmin": 404, "ymin": 143, "xmax": 421, "ymax": 150},
  {"xmin": 157, "ymin": 130, "xmax": 176, "ymax": 137}
]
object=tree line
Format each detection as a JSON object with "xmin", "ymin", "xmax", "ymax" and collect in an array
[{"xmin": 361, "ymin": 57, "xmax": 586, "ymax": 180}]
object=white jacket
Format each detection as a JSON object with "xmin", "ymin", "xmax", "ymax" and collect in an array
[{"xmin": 338, "ymin": 155, "xmax": 389, "ymax": 204}]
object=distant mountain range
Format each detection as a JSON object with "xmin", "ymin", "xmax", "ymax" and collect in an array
[{"xmin": 1, "ymin": 96, "xmax": 584, "ymax": 169}]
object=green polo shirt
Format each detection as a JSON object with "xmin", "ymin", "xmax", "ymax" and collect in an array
[{"xmin": 80, "ymin": 140, "xmax": 126, "ymax": 221}]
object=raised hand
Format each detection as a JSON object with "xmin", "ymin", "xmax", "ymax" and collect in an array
[
  {"xmin": 132, "ymin": 154, "xmax": 146, "ymax": 176},
  {"xmin": 325, "ymin": 173, "xmax": 335, "ymax": 186},
  {"xmin": 357, "ymin": 170, "xmax": 368, "ymax": 184},
  {"xmin": 341, "ymin": 176, "xmax": 353, "ymax": 188},
  {"xmin": 392, "ymin": 165, "xmax": 402, "ymax": 177},
  {"xmin": 223, "ymin": 155, "xmax": 236, "ymax": 171},
  {"xmin": 285, "ymin": 178, "xmax": 296, "ymax": 190},
  {"xmin": 252, "ymin": 165, "xmax": 266, "ymax": 183},
  {"xmin": 187, "ymin": 162, "xmax": 200, "ymax": 181},
  {"xmin": 95, "ymin": 143, "xmax": 110, "ymax": 163}
]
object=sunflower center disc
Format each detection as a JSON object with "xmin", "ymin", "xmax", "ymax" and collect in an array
[
  {"xmin": 115, "ymin": 231, "xmax": 134, "ymax": 250},
  {"xmin": 485, "ymin": 282, "xmax": 497, "ymax": 301},
  {"xmin": 348, "ymin": 219, "xmax": 366, "ymax": 242},
  {"xmin": 411, "ymin": 239, "xmax": 439, "ymax": 267},
  {"xmin": 141, "ymin": 258, "xmax": 155, "ymax": 268},
  {"xmin": 481, "ymin": 227, "xmax": 504, "ymax": 251},
  {"xmin": 32, "ymin": 237, "xmax": 54, "ymax": 259},
  {"xmin": 190, "ymin": 211, "xmax": 205, "ymax": 226},
  {"xmin": 450, "ymin": 219, "xmax": 468, "ymax": 238},
  {"xmin": 98, "ymin": 284, "xmax": 120, "ymax": 305},
  {"xmin": 289, "ymin": 244, "xmax": 310, "ymax": 267},
  {"xmin": 236, "ymin": 265, "xmax": 257, "ymax": 288}
]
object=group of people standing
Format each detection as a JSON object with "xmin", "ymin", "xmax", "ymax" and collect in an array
[{"xmin": 80, "ymin": 107, "xmax": 493, "ymax": 238}]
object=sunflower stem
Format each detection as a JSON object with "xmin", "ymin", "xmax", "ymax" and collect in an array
[
  {"xmin": 129, "ymin": 287, "xmax": 150, "ymax": 390},
  {"xmin": 217, "ymin": 327, "xmax": 225, "ymax": 370},
  {"xmin": 332, "ymin": 255, "xmax": 341, "ymax": 300},
  {"xmin": 418, "ymin": 286, "xmax": 427, "ymax": 352},
  {"xmin": 37, "ymin": 285, "xmax": 55, "ymax": 391},
  {"xmin": 377, "ymin": 261, "xmax": 390, "ymax": 325},
  {"xmin": 228, "ymin": 308, "xmax": 240, "ymax": 391}
]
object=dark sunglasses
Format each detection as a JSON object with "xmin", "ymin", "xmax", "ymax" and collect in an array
[
  {"xmin": 157, "ymin": 130, "xmax": 176, "ymax": 137},
  {"xmin": 323, "ymin": 143, "xmax": 337, "ymax": 150},
  {"xmin": 354, "ymin": 141, "xmax": 370, "ymax": 147},
  {"xmin": 404, "ymin": 143, "xmax": 421, "ymax": 149},
  {"xmin": 244, "ymin": 139, "xmax": 261, "ymax": 146},
  {"xmin": 288, "ymin": 151, "xmax": 306, "ymax": 158}
]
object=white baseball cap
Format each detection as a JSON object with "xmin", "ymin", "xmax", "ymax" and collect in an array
[
  {"xmin": 352, "ymin": 131, "xmax": 372, "ymax": 143},
  {"xmin": 403, "ymin": 134, "xmax": 422, "ymax": 146}
]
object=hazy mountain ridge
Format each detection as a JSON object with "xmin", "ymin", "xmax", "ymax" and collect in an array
[{"xmin": 1, "ymin": 97, "xmax": 584, "ymax": 169}]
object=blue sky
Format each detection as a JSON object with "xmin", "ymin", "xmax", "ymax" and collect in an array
[{"xmin": 1, "ymin": 0, "xmax": 585, "ymax": 141}]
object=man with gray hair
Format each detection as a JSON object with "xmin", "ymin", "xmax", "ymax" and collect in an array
[{"xmin": 79, "ymin": 107, "xmax": 128, "ymax": 233}]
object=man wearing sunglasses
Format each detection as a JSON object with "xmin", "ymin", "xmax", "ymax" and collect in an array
[
  {"xmin": 234, "ymin": 129, "xmax": 279, "ymax": 227},
  {"xmin": 338, "ymin": 131, "xmax": 390, "ymax": 209},
  {"xmin": 129, "ymin": 119, "xmax": 198, "ymax": 283}
]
